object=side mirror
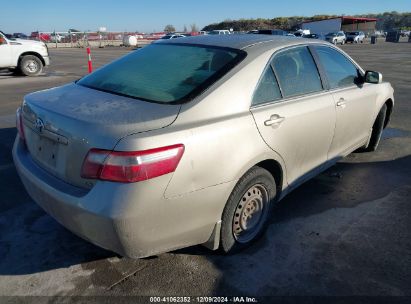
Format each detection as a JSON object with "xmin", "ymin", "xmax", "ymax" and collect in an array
[{"xmin": 365, "ymin": 71, "xmax": 382, "ymax": 84}]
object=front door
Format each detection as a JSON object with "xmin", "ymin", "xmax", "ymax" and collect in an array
[{"xmin": 313, "ymin": 45, "xmax": 376, "ymax": 158}]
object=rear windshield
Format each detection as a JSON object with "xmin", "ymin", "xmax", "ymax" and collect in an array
[
  {"xmin": 78, "ymin": 43, "xmax": 245, "ymax": 104},
  {"xmin": 349, "ymin": 32, "xmax": 359, "ymax": 35}
]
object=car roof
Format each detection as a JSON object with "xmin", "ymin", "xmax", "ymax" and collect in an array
[{"xmin": 158, "ymin": 34, "xmax": 329, "ymax": 54}]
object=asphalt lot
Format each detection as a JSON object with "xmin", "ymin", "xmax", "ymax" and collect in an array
[{"xmin": 0, "ymin": 42, "xmax": 411, "ymax": 300}]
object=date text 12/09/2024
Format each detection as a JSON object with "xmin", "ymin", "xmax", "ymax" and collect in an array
[{"xmin": 149, "ymin": 296, "xmax": 258, "ymax": 303}]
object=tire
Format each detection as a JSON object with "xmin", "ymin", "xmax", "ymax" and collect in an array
[
  {"xmin": 333, "ymin": 39, "xmax": 337, "ymax": 45},
  {"xmin": 19, "ymin": 55, "xmax": 43, "ymax": 76},
  {"xmin": 362, "ymin": 104, "xmax": 387, "ymax": 152},
  {"xmin": 221, "ymin": 166, "xmax": 276, "ymax": 254},
  {"xmin": 341, "ymin": 39, "xmax": 345, "ymax": 45}
]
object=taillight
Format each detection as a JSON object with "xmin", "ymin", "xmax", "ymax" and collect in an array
[
  {"xmin": 16, "ymin": 107, "xmax": 25, "ymax": 142},
  {"xmin": 81, "ymin": 144, "xmax": 185, "ymax": 183}
]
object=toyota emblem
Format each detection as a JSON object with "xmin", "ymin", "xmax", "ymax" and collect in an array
[{"xmin": 34, "ymin": 118, "xmax": 45, "ymax": 133}]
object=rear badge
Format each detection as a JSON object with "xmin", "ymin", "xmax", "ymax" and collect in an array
[{"xmin": 34, "ymin": 118, "xmax": 45, "ymax": 133}]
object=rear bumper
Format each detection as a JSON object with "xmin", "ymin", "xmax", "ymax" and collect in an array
[
  {"xmin": 13, "ymin": 137, "xmax": 126, "ymax": 255},
  {"xmin": 12, "ymin": 137, "xmax": 228, "ymax": 258}
]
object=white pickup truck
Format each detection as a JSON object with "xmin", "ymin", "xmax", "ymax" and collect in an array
[{"xmin": 0, "ymin": 31, "xmax": 50, "ymax": 76}]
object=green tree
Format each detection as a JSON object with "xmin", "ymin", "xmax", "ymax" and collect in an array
[
  {"xmin": 201, "ymin": 12, "xmax": 411, "ymax": 32},
  {"xmin": 164, "ymin": 24, "xmax": 176, "ymax": 33}
]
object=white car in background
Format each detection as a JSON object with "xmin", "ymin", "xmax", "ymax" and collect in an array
[
  {"xmin": 325, "ymin": 31, "xmax": 346, "ymax": 45},
  {"xmin": 346, "ymin": 31, "xmax": 365, "ymax": 43},
  {"xmin": 0, "ymin": 31, "xmax": 50, "ymax": 76},
  {"xmin": 209, "ymin": 30, "xmax": 231, "ymax": 35},
  {"xmin": 50, "ymin": 33, "xmax": 64, "ymax": 43},
  {"xmin": 160, "ymin": 34, "xmax": 186, "ymax": 40}
]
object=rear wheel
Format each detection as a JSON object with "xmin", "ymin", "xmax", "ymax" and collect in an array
[
  {"xmin": 221, "ymin": 167, "xmax": 276, "ymax": 254},
  {"xmin": 19, "ymin": 55, "xmax": 43, "ymax": 76}
]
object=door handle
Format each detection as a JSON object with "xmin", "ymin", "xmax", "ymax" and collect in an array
[
  {"xmin": 336, "ymin": 98, "xmax": 346, "ymax": 108},
  {"xmin": 264, "ymin": 114, "xmax": 285, "ymax": 127}
]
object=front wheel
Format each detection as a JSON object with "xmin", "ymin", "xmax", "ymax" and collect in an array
[
  {"xmin": 341, "ymin": 39, "xmax": 346, "ymax": 45},
  {"xmin": 19, "ymin": 55, "xmax": 43, "ymax": 76},
  {"xmin": 366, "ymin": 104, "xmax": 387, "ymax": 151},
  {"xmin": 220, "ymin": 167, "xmax": 276, "ymax": 254},
  {"xmin": 357, "ymin": 104, "xmax": 387, "ymax": 153}
]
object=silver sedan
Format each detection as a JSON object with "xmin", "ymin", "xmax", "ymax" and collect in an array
[{"xmin": 13, "ymin": 35, "xmax": 394, "ymax": 258}]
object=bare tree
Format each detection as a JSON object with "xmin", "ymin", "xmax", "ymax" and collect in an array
[
  {"xmin": 164, "ymin": 24, "xmax": 176, "ymax": 33},
  {"xmin": 183, "ymin": 24, "xmax": 188, "ymax": 32},
  {"xmin": 190, "ymin": 23, "xmax": 199, "ymax": 32}
]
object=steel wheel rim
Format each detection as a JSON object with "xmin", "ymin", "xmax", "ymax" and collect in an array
[
  {"xmin": 232, "ymin": 184, "xmax": 269, "ymax": 243},
  {"xmin": 26, "ymin": 60, "xmax": 39, "ymax": 73}
]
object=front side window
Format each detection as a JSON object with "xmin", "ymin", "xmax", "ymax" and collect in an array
[
  {"xmin": 315, "ymin": 46, "xmax": 359, "ymax": 89},
  {"xmin": 272, "ymin": 47, "xmax": 323, "ymax": 98},
  {"xmin": 252, "ymin": 66, "xmax": 282, "ymax": 105},
  {"xmin": 78, "ymin": 44, "xmax": 245, "ymax": 104}
]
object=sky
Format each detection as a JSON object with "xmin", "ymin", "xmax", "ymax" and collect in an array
[{"xmin": 1, "ymin": 0, "xmax": 410, "ymax": 34}]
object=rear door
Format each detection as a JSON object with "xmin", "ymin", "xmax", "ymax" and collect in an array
[
  {"xmin": 250, "ymin": 46, "xmax": 336, "ymax": 185},
  {"xmin": 313, "ymin": 45, "xmax": 376, "ymax": 158}
]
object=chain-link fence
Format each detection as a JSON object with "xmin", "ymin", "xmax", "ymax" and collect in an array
[{"xmin": 29, "ymin": 31, "xmax": 157, "ymax": 48}]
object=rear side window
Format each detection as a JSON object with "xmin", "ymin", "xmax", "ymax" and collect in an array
[
  {"xmin": 252, "ymin": 67, "xmax": 282, "ymax": 105},
  {"xmin": 78, "ymin": 44, "xmax": 245, "ymax": 104},
  {"xmin": 273, "ymin": 47, "xmax": 323, "ymax": 97},
  {"xmin": 315, "ymin": 46, "xmax": 359, "ymax": 89}
]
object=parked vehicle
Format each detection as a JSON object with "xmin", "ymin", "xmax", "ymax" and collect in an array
[
  {"xmin": 294, "ymin": 29, "xmax": 310, "ymax": 37},
  {"xmin": 208, "ymin": 30, "xmax": 231, "ymax": 35},
  {"xmin": 13, "ymin": 33, "xmax": 28, "ymax": 39},
  {"xmin": 303, "ymin": 33, "xmax": 325, "ymax": 40},
  {"xmin": 400, "ymin": 30, "xmax": 410, "ymax": 37},
  {"xmin": 50, "ymin": 33, "xmax": 64, "ymax": 42},
  {"xmin": 13, "ymin": 35, "xmax": 394, "ymax": 258},
  {"xmin": 256, "ymin": 29, "xmax": 287, "ymax": 36},
  {"xmin": 0, "ymin": 31, "xmax": 50, "ymax": 76},
  {"xmin": 30, "ymin": 31, "xmax": 51, "ymax": 42},
  {"xmin": 346, "ymin": 31, "xmax": 365, "ymax": 43},
  {"xmin": 325, "ymin": 31, "xmax": 346, "ymax": 44},
  {"xmin": 160, "ymin": 34, "xmax": 186, "ymax": 40}
]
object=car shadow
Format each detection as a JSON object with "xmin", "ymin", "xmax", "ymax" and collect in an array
[{"xmin": 201, "ymin": 153, "xmax": 411, "ymax": 296}]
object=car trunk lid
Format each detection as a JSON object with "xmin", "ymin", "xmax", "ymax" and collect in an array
[{"xmin": 21, "ymin": 83, "xmax": 181, "ymax": 189}]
